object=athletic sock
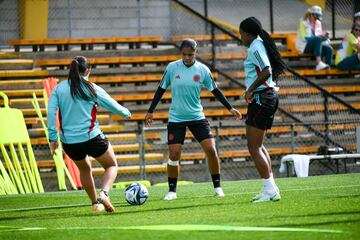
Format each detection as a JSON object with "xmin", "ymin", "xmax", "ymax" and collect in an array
[
  {"xmin": 101, "ymin": 190, "xmax": 109, "ymax": 197},
  {"xmin": 268, "ymin": 172, "xmax": 279, "ymax": 190},
  {"xmin": 168, "ymin": 177, "xmax": 177, "ymax": 192},
  {"xmin": 211, "ymin": 174, "xmax": 221, "ymax": 188},
  {"xmin": 262, "ymin": 176, "xmax": 275, "ymax": 192}
]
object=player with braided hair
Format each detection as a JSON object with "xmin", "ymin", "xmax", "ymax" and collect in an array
[{"xmin": 239, "ymin": 17, "xmax": 286, "ymax": 203}]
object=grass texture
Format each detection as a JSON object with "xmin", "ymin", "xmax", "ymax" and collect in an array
[{"xmin": 0, "ymin": 173, "xmax": 359, "ymax": 240}]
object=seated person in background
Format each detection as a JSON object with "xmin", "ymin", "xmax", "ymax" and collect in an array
[
  {"xmin": 296, "ymin": 5, "xmax": 333, "ymax": 70},
  {"xmin": 354, "ymin": 11, "xmax": 360, "ymax": 25},
  {"xmin": 335, "ymin": 23, "xmax": 360, "ymax": 70}
]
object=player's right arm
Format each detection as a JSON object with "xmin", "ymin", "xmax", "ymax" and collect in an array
[
  {"xmin": 47, "ymin": 86, "xmax": 58, "ymax": 141},
  {"xmin": 47, "ymin": 86, "xmax": 59, "ymax": 154},
  {"xmin": 95, "ymin": 84, "xmax": 131, "ymax": 118},
  {"xmin": 145, "ymin": 65, "xmax": 171, "ymax": 126}
]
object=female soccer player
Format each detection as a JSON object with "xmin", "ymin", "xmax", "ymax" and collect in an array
[
  {"xmin": 145, "ymin": 39, "xmax": 241, "ymax": 201},
  {"xmin": 47, "ymin": 56, "xmax": 131, "ymax": 212},
  {"xmin": 239, "ymin": 17, "xmax": 286, "ymax": 202}
]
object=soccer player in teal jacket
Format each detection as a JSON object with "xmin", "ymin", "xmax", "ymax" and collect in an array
[
  {"xmin": 240, "ymin": 17, "xmax": 286, "ymax": 203},
  {"xmin": 145, "ymin": 39, "xmax": 241, "ymax": 200},
  {"xmin": 48, "ymin": 56, "xmax": 131, "ymax": 212}
]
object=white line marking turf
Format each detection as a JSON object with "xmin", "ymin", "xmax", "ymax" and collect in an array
[{"xmin": 0, "ymin": 225, "xmax": 343, "ymax": 233}]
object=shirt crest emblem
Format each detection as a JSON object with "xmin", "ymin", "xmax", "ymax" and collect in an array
[{"xmin": 193, "ymin": 74, "xmax": 200, "ymax": 82}]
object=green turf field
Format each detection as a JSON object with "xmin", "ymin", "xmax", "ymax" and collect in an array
[{"xmin": 0, "ymin": 173, "xmax": 359, "ymax": 240}]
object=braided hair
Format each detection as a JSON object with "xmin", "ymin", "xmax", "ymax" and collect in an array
[
  {"xmin": 239, "ymin": 17, "xmax": 286, "ymax": 80},
  {"xmin": 68, "ymin": 56, "xmax": 97, "ymax": 101}
]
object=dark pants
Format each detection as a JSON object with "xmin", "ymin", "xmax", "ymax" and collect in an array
[
  {"xmin": 336, "ymin": 54, "xmax": 360, "ymax": 70},
  {"xmin": 304, "ymin": 36, "xmax": 333, "ymax": 65}
]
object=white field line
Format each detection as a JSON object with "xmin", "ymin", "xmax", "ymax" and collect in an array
[{"xmin": 0, "ymin": 224, "xmax": 343, "ymax": 233}]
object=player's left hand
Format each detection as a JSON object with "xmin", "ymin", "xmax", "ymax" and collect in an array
[
  {"xmin": 50, "ymin": 141, "xmax": 58, "ymax": 155},
  {"xmin": 244, "ymin": 90, "xmax": 253, "ymax": 104},
  {"xmin": 145, "ymin": 112, "xmax": 153, "ymax": 127},
  {"xmin": 230, "ymin": 108, "xmax": 242, "ymax": 120}
]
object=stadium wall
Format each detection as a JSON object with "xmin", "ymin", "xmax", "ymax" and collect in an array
[
  {"xmin": 0, "ymin": 0, "xmax": 19, "ymax": 46},
  {"xmin": 47, "ymin": 0, "xmax": 171, "ymax": 39},
  {"xmin": 0, "ymin": 0, "xmax": 172, "ymax": 46}
]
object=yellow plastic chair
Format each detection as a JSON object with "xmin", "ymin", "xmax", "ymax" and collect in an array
[
  {"xmin": 0, "ymin": 92, "xmax": 44, "ymax": 194},
  {"xmin": 32, "ymin": 92, "xmax": 76, "ymax": 190}
]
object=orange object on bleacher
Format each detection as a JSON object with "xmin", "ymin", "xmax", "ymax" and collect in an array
[{"xmin": 43, "ymin": 77, "xmax": 82, "ymax": 189}]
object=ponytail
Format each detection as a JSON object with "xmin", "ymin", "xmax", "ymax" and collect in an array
[
  {"xmin": 240, "ymin": 17, "xmax": 287, "ymax": 80},
  {"xmin": 68, "ymin": 56, "xmax": 97, "ymax": 101},
  {"xmin": 258, "ymin": 29, "xmax": 286, "ymax": 80}
]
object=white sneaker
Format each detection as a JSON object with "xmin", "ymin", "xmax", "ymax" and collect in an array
[
  {"xmin": 252, "ymin": 186, "xmax": 280, "ymax": 201},
  {"xmin": 252, "ymin": 188, "xmax": 264, "ymax": 201},
  {"xmin": 315, "ymin": 61, "xmax": 329, "ymax": 71},
  {"xmin": 214, "ymin": 187, "xmax": 225, "ymax": 197},
  {"xmin": 164, "ymin": 191, "xmax": 177, "ymax": 201},
  {"xmin": 252, "ymin": 189, "xmax": 281, "ymax": 203}
]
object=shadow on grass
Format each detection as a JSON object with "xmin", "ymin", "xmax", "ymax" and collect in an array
[
  {"xmin": 272, "ymin": 210, "xmax": 360, "ymax": 219},
  {"xmin": 331, "ymin": 194, "xmax": 360, "ymax": 199},
  {"xmin": 272, "ymin": 218, "xmax": 360, "ymax": 228},
  {"xmin": 0, "ymin": 200, "xmax": 250, "ymax": 222}
]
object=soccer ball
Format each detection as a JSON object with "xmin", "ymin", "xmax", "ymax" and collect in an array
[{"xmin": 124, "ymin": 182, "xmax": 148, "ymax": 205}]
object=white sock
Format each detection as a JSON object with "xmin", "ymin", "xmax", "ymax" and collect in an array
[
  {"xmin": 263, "ymin": 174, "xmax": 277, "ymax": 191},
  {"xmin": 269, "ymin": 172, "xmax": 277, "ymax": 188},
  {"xmin": 262, "ymin": 177, "xmax": 273, "ymax": 191}
]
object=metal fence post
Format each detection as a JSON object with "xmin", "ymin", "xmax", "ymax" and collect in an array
[
  {"xmin": 138, "ymin": 122, "xmax": 146, "ymax": 180},
  {"xmin": 204, "ymin": 0, "xmax": 208, "ymax": 34},
  {"xmin": 331, "ymin": 0, "xmax": 335, "ymax": 39},
  {"xmin": 269, "ymin": 0, "xmax": 274, "ymax": 33},
  {"xmin": 67, "ymin": 0, "xmax": 72, "ymax": 38},
  {"xmin": 357, "ymin": 126, "xmax": 360, "ymax": 153},
  {"xmin": 291, "ymin": 123, "xmax": 295, "ymax": 153},
  {"xmin": 137, "ymin": 0, "xmax": 141, "ymax": 37},
  {"xmin": 210, "ymin": 24, "xmax": 216, "ymax": 68},
  {"xmin": 356, "ymin": 1, "xmax": 360, "ymax": 13},
  {"xmin": 323, "ymin": 93, "xmax": 329, "ymax": 145}
]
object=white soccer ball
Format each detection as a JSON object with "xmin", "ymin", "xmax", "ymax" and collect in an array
[{"xmin": 124, "ymin": 182, "xmax": 148, "ymax": 206}]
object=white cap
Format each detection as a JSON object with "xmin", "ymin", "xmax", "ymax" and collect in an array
[
  {"xmin": 309, "ymin": 5, "xmax": 323, "ymax": 18},
  {"xmin": 355, "ymin": 11, "xmax": 360, "ymax": 18}
]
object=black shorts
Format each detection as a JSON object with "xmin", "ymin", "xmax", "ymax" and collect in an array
[
  {"xmin": 62, "ymin": 134, "xmax": 109, "ymax": 161},
  {"xmin": 167, "ymin": 119, "xmax": 213, "ymax": 145},
  {"xmin": 245, "ymin": 88, "xmax": 279, "ymax": 130}
]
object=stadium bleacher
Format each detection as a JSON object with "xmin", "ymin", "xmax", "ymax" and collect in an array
[
  {"xmin": 2, "ymin": 2, "xmax": 360, "ymax": 238},
  {"xmin": 1, "ymin": 30, "xmax": 359, "ymax": 178},
  {"xmin": 8, "ymin": 36, "xmax": 163, "ymax": 52}
]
